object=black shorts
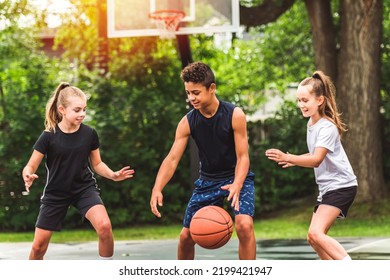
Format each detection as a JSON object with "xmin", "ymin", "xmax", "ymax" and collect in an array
[
  {"xmin": 36, "ymin": 187, "xmax": 104, "ymax": 231},
  {"xmin": 314, "ymin": 186, "xmax": 357, "ymax": 219}
]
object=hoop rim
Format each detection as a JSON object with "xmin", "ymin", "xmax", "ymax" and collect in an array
[{"xmin": 148, "ymin": 9, "xmax": 186, "ymax": 21}]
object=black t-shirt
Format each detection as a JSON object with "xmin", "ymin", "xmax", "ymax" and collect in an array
[
  {"xmin": 187, "ymin": 100, "xmax": 237, "ymax": 180},
  {"xmin": 33, "ymin": 123, "xmax": 100, "ymax": 203}
]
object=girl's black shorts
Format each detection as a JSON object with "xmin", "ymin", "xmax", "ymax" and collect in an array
[
  {"xmin": 314, "ymin": 186, "xmax": 357, "ymax": 218},
  {"xmin": 35, "ymin": 187, "xmax": 104, "ymax": 231}
]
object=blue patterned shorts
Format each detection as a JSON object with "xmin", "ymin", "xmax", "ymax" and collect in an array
[{"xmin": 183, "ymin": 171, "xmax": 255, "ymax": 228}]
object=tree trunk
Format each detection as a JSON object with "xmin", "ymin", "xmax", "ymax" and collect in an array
[
  {"xmin": 303, "ymin": 0, "xmax": 337, "ymax": 79},
  {"xmin": 337, "ymin": 0, "xmax": 387, "ymax": 201}
]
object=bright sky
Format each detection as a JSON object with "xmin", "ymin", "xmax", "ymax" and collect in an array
[{"xmin": 31, "ymin": 0, "xmax": 73, "ymax": 28}]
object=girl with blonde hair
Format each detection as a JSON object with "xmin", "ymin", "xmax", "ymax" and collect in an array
[
  {"xmin": 265, "ymin": 71, "xmax": 358, "ymax": 260},
  {"xmin": 22, "ymin": 82, "xmax": 135, "ymax": 260}
]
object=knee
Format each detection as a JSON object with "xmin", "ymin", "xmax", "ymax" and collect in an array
[
  {"xmin": 96, "ymin": 219, "xmax": 113, "ymax": 239},
  {"xmin": 179, "ymin": 228, "xmax": 195, "ymax": 247},
  {"xmin": 235, "ymin": 217, "xmax": 254, "ymax": 238},
  {"xmin": 31, "ymin": 241, "xmax": 49, "ymax": 257},
  {"xmin": 307, "ymin": 229, "xmax": 320, "ymax": 246}
]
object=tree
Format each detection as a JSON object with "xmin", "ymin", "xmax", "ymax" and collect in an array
[
  {"xmin": 240, "ymin": 0, "xmax": 387, "ymax": 201},
  {"xmin": 0, "ymin": 0, "xmax": 67, "ymax": 230},
  {"xmin": 336, "ymin": 1, "xmax": 385, "ymax": 200}
]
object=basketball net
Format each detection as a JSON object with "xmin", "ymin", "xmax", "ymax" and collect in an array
[{"xmin": 149, "ymin": 10, "xmax": 185, "ymax": 39}]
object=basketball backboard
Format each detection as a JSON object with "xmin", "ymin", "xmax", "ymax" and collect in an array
[{"xmin": 107, "ymin": 0, "xmax": 240, "ymax": 38}]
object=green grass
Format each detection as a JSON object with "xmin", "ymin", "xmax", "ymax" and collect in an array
[
  {"xmin": 255, "ymin": 198, "xmax": 390, "ymax": 239},
  {"xmin": 1, "ymin": 199, "xmax": 390, "ymax": 243}
]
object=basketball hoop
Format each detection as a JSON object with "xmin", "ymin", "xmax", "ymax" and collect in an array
[{"xmin": 149, "ymin": 10, "xmax": 185, "ymax": 39}]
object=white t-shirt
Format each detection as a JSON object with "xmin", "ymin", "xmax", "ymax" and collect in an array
[{"xmin": 307, "ymin": 118, "xmax": 358, "ymax": 201}]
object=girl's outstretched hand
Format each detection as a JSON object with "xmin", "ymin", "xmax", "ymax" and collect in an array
[
  {"xmin": 23, "ymin": 173, "xmax": 39, "ymax": 192},
  {"xmin": 265, "ymin": 149, "xmax": 295, "ymax": 168},
  {"xmin": 112, "ymin": 166, "xmax": 135, "ymax": 181}
]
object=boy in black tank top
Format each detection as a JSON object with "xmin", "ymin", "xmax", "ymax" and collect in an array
[{"xmin": 150, "ymin": 62, "xmax": 256, "ymax": 260}]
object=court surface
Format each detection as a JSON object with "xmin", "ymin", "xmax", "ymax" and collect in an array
[{"xmin": 1, "ymin": 237, "xmax": 390, "ymax": 260}]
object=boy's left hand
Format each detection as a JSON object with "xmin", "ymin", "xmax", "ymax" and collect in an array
[{"xmin": 221, "ymin": 183, "xmax": 241, "ymax": 211}]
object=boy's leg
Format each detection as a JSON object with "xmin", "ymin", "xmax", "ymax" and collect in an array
[
  {"xmin": 29, "ymin": 227, "xmax": 53, "ymax": 260},
  {"xmin": 235, "ymin": 214, "xmax": 256, "ymax": 259},
  {"xmin": 233, "ymin": 172, "xmax": 256, "ymax": 259},
  {"xmin": 179, "ymin": 179, "xmax": 225, "ymax": 260},
  {"xmin": 178, "ymin": 227, "xmax": 196, "ymax": 259},
  {"xmin": 85, "ymin": 204, "xmax": 114, "ymax": 258}
]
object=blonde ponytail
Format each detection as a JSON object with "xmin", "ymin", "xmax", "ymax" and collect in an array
[
  {"xmin": 300, "ymin": 71, "xmax": 346, "ymax": 136},
  {"xmin": 44, "ymin": 82, "xmax": 85, "ymax": 132}
]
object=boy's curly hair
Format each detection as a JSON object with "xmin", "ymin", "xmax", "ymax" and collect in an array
[{"xmin": 180, "ymin": 61, "xmax": 215, "ymax": 89}]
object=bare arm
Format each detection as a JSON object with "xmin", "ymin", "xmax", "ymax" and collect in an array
[
  {"xmin": 221, "ymin": 107, "xmax": 250, "ymax": 211},
  {"xmin": 89, "ymin": 148, "xmax": 135, "ymax": 181},
  {"xmin": 150, "ymin": 116, "xmax": 190, "ymax": 218},
  {"xmin": 265, "ymin": 147, "xmax": 328, "ymax": 168},
  {"xmin": 22, "ymin": 150, "xmax": 44, "ymax": 192}
]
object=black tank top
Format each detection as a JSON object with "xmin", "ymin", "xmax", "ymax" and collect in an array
[{"xmin": 187, "ymin": 100, "xmax": 237, "ymax": 180}]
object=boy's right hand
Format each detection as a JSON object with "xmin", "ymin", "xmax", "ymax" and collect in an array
[{"xmin": 150, "ymin": 190, "xmax": 163, "ymax": 218}]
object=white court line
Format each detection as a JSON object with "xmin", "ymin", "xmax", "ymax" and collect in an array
[{"xmin": 347, "ymin": 238, "xmax": 390, "ymax": 253}]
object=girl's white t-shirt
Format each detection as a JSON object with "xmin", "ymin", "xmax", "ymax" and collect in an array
[{"xmin": 307, "ymin": 118, "xmax": 358, "ymax": 201}]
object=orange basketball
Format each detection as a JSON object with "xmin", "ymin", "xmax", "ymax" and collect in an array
[{"xmin": 189, "ymin": 205, "xmax": 234, "ymax": 249}]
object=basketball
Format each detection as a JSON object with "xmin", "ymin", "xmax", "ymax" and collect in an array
[{"xmin": 189, "ymin": 205, "xmax": 233, "ymax": 249}]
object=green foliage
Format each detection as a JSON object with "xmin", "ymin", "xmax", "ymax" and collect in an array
[
  {"xmin": 0, "ymin": 56, "xmax": 71, "ymax": 230},
  {"xmin": 248, "ymin": 0, "xmax": 314, "ymax": 91},
  {"xmin": 53, "ymin": 0, "xmax": 99, "ymax": 67},
  {"xmin": 0, "ymin": 31, "xmax": 63, "ymax": 231},
  {"xmin": 84, "ymin": 37, "xmax": 192, "ymax": 226},
  {"xmin": 381, "ymin": 0, "xmax": 390, "ymax": 183},
  {"xmin": 188, "ymin": 0, "xmax": 314, "ymax": 116},
  {"xmin": 190, "ymin": 35, "xmax": 267, "ymax": 115}
]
